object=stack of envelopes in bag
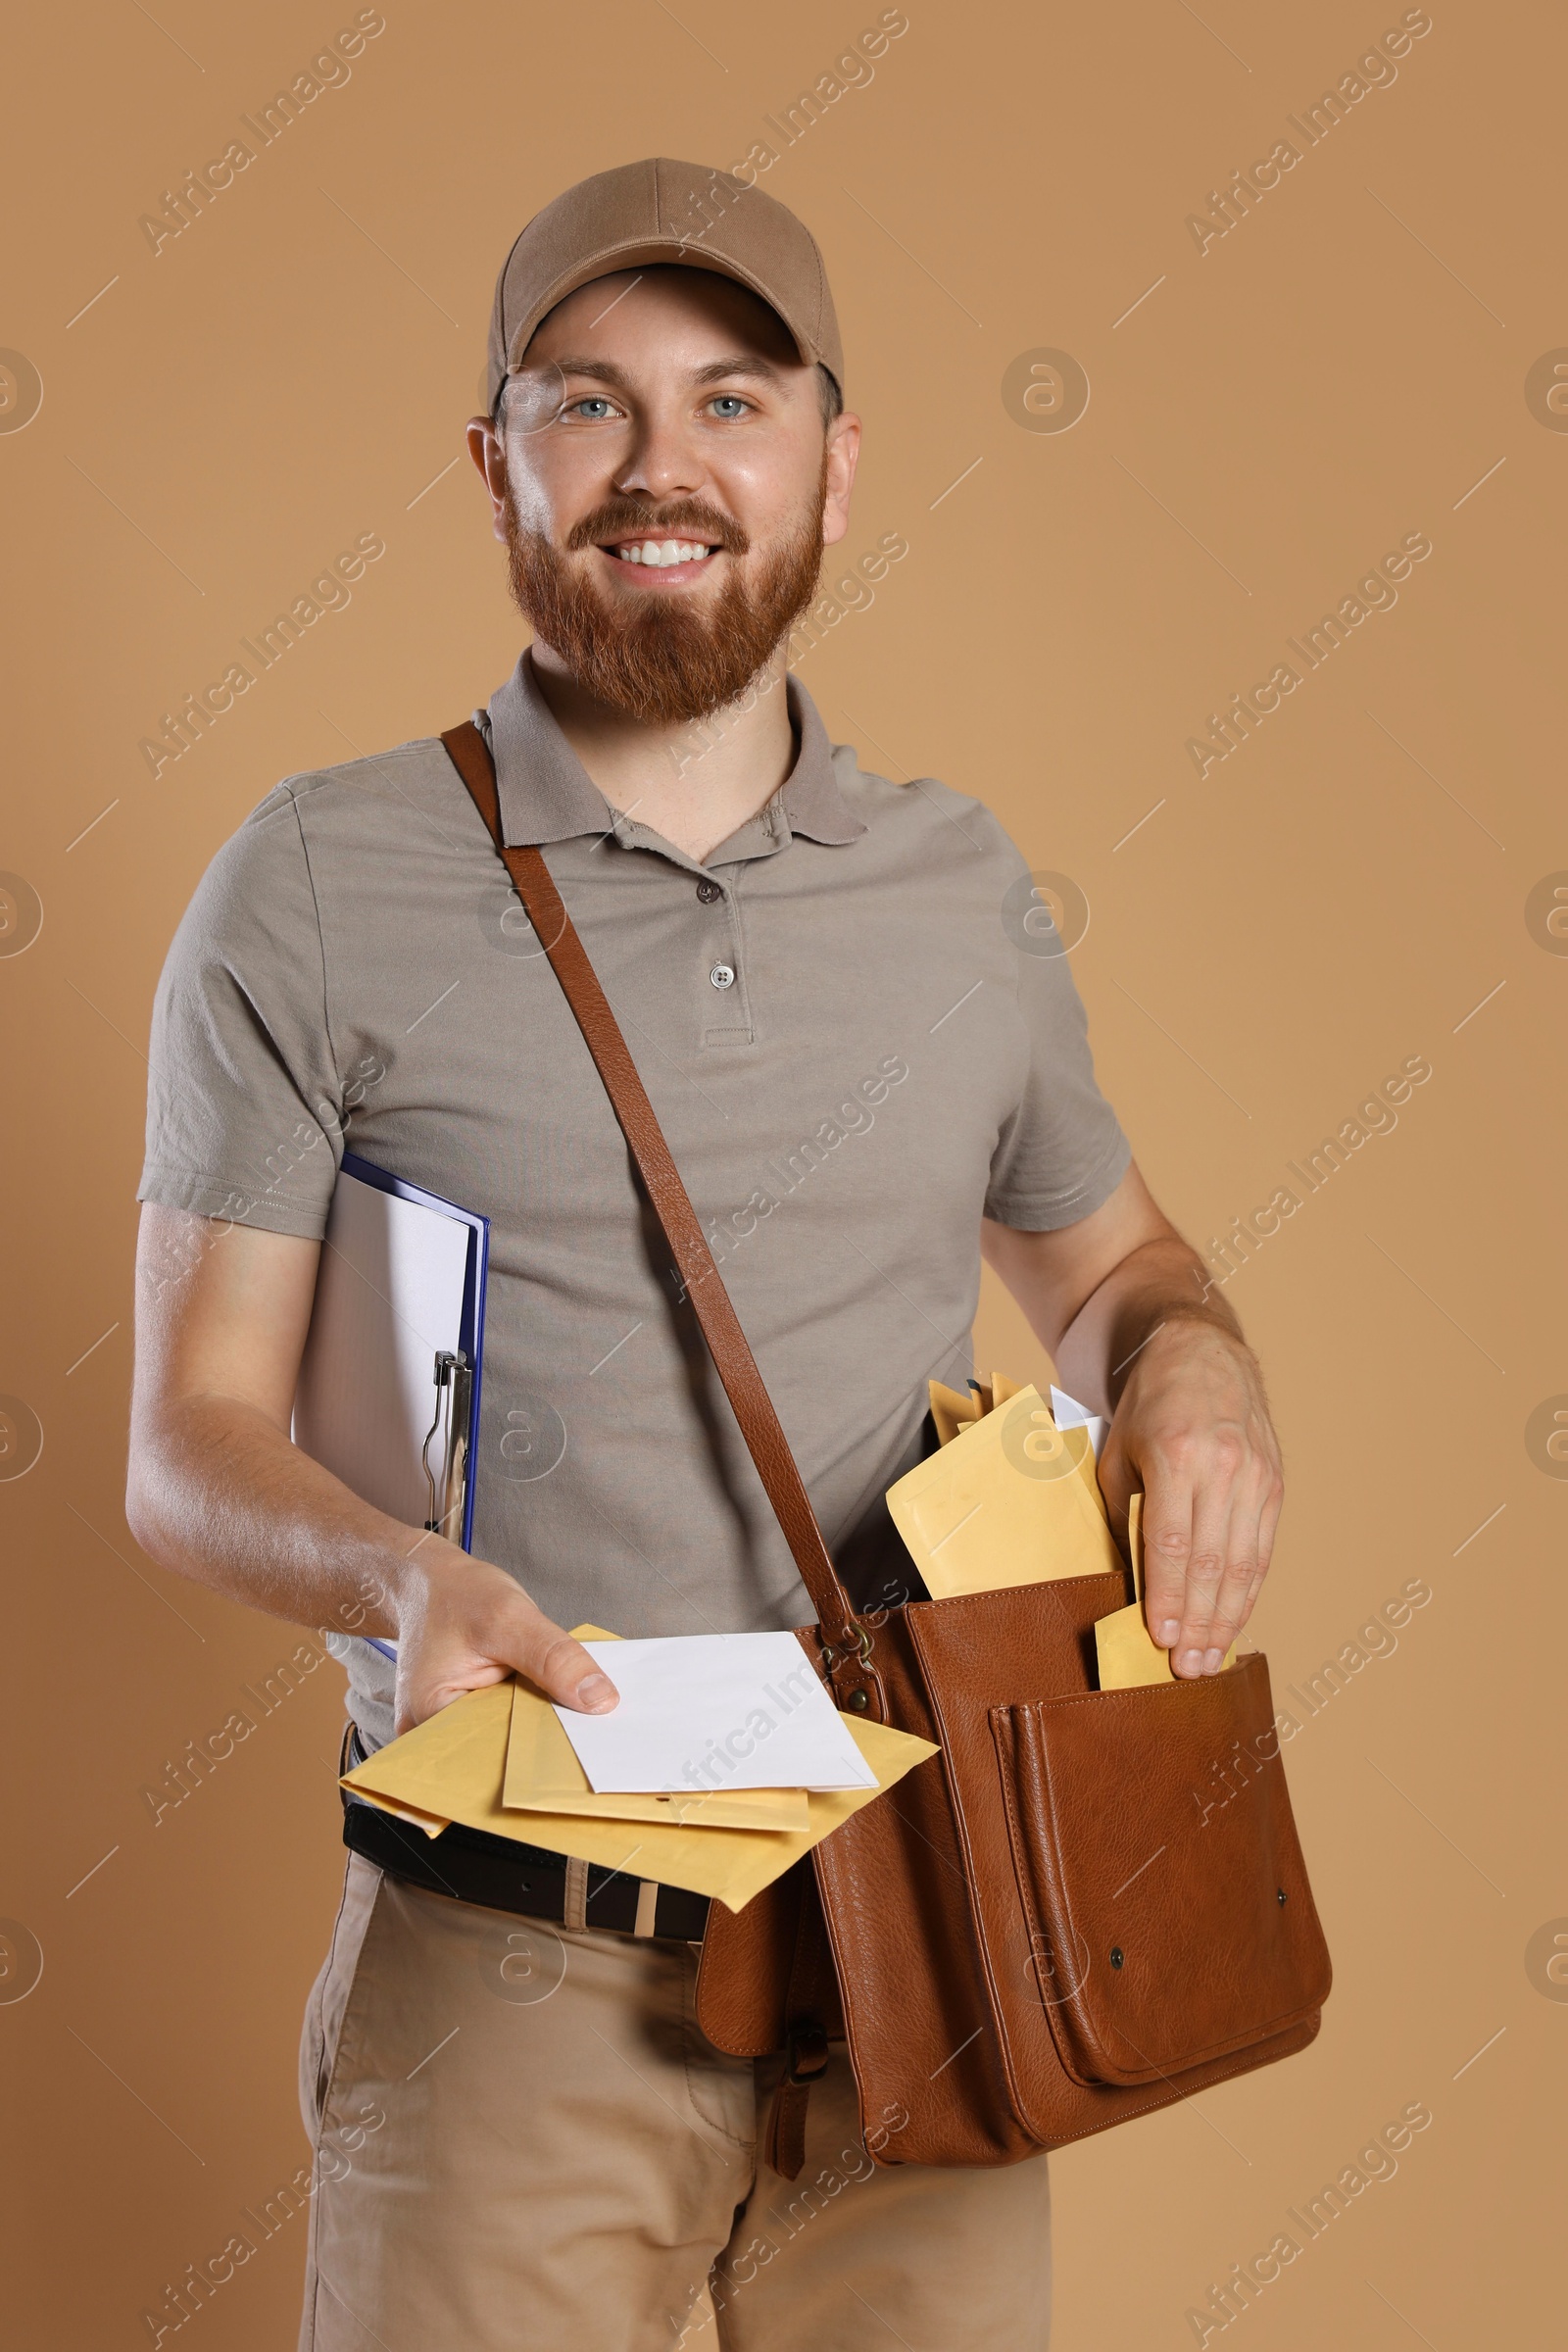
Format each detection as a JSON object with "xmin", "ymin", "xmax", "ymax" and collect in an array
[
  {"xmin": 885, "ymin": 1372, "xmax": 1235, "ymax": 1685},
  {"xmin": 341, "ymin": 1626, "xmax": 938, "ymax": 1910}
]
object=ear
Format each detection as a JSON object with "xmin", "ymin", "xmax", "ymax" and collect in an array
[
  {"xmin": 821, "ymin": 412, "xmax": 862, "ymax": 553},
  {"xmin": 466, "ymin": 416, "xmax": 509, "ymax": 545}
]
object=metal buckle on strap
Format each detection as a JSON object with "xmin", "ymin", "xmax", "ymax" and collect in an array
[
  {"xmin": 819, "ymin": 1622, "xmax": 879, "ymax": 1714},
  {"xmin": 819, "ymin": 1623, "xmax": 874, "ymax": 1676}
]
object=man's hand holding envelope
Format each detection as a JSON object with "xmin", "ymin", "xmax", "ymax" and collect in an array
[
  {"xmin": 886, "ymin": 1375, "xmax": 1236, "ymax": 1686},
  {"xmin": 981, "ymin": 1186, "xmax": 1285, "ymax": 1680},
  {"xmin": 343, "ymin": 1626, "xmax": 938, "ymax": 1911},
  {"xmin": 1093, "ymin": 1308, "xmax": 1281, "ymax": 1675}
]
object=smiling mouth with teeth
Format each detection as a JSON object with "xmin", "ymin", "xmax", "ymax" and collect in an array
[{"xmin": 605, "ymin": 538, "xmax": 718, "ymax": 568}]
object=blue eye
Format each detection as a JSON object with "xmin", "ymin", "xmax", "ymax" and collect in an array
[
  {"xmin": 568, "ymin": 397, "xmax": 616, "ymax": 419},
  {"xmin": 710, "ymin": 396, "xmax": 750, "ymax": 419}
]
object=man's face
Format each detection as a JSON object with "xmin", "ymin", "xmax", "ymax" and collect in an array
[{"xmin": 475, "ymin": 267, "xmax": 858, "ymax": 726}]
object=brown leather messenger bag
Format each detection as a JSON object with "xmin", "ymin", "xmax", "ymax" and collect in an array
[{"xmin": 440, "ymin": 718, "xmax": 1333, "ymax": 2180}]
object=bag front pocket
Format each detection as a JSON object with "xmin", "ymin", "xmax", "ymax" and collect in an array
[{"xmin": 990, "ymin": 1654, "xmax": 1331, "ymax": 2089}]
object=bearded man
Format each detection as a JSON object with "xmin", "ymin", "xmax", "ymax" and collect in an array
[{"xmin": 127, "ymin": 158, "xmax": 1285, "ymax": 2352}]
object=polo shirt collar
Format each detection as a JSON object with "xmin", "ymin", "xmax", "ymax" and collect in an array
[{"xmin": 482, "ymin": 647, "xmax": 865, "ymax": 855}]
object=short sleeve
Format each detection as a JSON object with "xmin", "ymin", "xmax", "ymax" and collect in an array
[
  {"xmin": 138, "ymin": 782, "xmax": 346, "ymax": 1239},
  {"xmin": 983, "ymin": 876, "xmax": 1131, "ymax": 1232}
]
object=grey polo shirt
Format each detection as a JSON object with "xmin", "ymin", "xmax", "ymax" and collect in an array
[{"xmin": 140, "ymin": 649, "xmax": 1131, "ymax": 1749}]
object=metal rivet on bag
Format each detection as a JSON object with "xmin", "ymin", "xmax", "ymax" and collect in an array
[
  {"xmin": 847, "ymin": 1688, "xmax": 869, "ymax": 1711},
  {"xmin": 1109, "ymin": 1946, "xmax": 1124, "ymax": 1969},
  {"xmin": 1277, "ymin": 1887, "xmax": 1288, "ymax": 1905}
]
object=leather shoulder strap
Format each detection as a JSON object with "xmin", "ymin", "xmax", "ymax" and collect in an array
[{"xmin": 440, "ymin": 720, "xmax": 878, "ymax": 1692}]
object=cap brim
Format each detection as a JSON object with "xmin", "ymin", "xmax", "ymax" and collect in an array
[{"xmin": 491, "ymin": 237, "xmax": 824, "ymax": 410}]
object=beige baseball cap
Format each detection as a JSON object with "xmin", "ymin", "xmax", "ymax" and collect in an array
[{"xmin": 485, "ymin": 157, "xmax": 845, "ymax": 416}]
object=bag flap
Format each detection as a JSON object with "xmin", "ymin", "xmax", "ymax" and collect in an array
[{"xmin": 991, "ymin": 1654, "xmax": 1331, "ymax": 2087}]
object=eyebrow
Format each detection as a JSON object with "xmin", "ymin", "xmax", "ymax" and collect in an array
[{"xmin": 539, "ymin": 355, "xmax": 788, "ymax": 390}]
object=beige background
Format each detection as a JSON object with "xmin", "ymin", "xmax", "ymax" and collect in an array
[{"xmin": 1, "ymin": 0, "xmax": 1561, "ymax": 2342}]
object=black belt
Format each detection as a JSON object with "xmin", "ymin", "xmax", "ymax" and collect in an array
[{"xmin": 339, "ymin": 1725, "xmax": 711, "ymax": 1944}]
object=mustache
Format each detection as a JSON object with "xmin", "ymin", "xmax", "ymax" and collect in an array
[
  {"xmin": 502, "ymin": 467, "xmax": 825, "ymax": 727},
  {"xmin": 565, "ymin": 499, "xmax": 750, "ymax": 556}
]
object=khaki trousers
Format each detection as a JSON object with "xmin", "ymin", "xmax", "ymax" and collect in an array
[{"xmin": 298, "ymin": 1854, "xmax": 1052, "ymax": 2350}]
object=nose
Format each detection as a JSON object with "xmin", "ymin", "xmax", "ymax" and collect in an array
[{"xmin": 612, "ymin": 405, "xmax": 708, "ymax": 507}]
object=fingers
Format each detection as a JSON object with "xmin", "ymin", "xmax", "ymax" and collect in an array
[
  {"xmin": 1139, "ymin": 1443, "xmax": 1282, "ymax": 1676},
  {"xmin": 527, "ymin": 1626, "xmax": 619, "ymax": 1714},
  {"xmin": 490, "ymin": 1597, "xmax": 619, "ymax": 1713},
  {"xmin": 400, "ymin": 1632, "xmax": 616, "ymax": 1735},
  {"xmin": 1235, "ymin": 1463, "xmax": 1286, "ymax": 1633},
  {"xmin": 394, "ymin": 1561, "xmax": 621, "ymax": 1732},
  {"xmin": 1178, "ymin": 1484, "xmax": 1259, "ymax": 1676},
  {"xmin": 1148, "ymin": 1464, "xmax": 1232, "ymax": 1677},
  {"xmin": 1105, "ymin": 1322, "xmax": 1286, "ymax": 1678},
  {"xmin": 1137, "ymin": 1467, "xmax": 1195, "ymax": 1660},
  {"xmin": 402, "ymin": 1656, "xmax": 509, "ymax": 1735}
]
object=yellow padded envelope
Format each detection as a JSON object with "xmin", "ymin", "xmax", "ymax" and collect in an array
[
  {"xmin": 350, "ymin": 1787, "xmax": 450, "ymax": 1838},
  {"xmin": 340, "ymin": 1628, "xmax": 807, "ymax": 1838},
  {"xmin": 928, "ymin": 1378, "xmax": 982, "ymax": 1448},
  {"xmin": 504, "ymin": 1676, "xmax": 810, "ymax": 1832},
  {"xmin": 341, "ymin": 1675, "xmax": 937, "ymax": 1912},
  {"xmin": 929, "ymin": 1367, "xmax": 1049, "ymax": 1446},
  {"xmin": 501, "ymin": 1626, "xmax": 808, "ymax": 1830},
  {"xmin": 890, "ymin": 1386, "xmax": 1122, "ymax": 1598}
]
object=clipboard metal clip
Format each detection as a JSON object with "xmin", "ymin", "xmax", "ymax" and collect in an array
[{"xmin": 421, "ymin": 1349, "xmax": 471, "ymax": 1538}]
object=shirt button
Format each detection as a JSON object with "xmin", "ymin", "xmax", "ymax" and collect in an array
[
  {"xmin": 710, "ymin": 962, "xmax": 736, "ymax": 990},
  {"xmin": 696, "ymin": 877, "xmax": 721, "ymax": 904}
]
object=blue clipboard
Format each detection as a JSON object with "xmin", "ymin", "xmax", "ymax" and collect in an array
[{"xmin": 324, "ymin": 1155, "xmax": 489, "ymax": 1662}]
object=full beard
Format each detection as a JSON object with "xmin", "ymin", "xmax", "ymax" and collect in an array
[{"xmin": 501, "ymin": 456, "xmax": 828, "ymax": 727}]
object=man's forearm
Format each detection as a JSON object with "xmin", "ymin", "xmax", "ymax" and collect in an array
[
  {"xmin": 126, "ymin": 1394, "xmax": 440, "ymax": 1643},
  {"xmin": 127, "ymin": 1389, "xmax": 617, "ymax": 1727},
  {"xmin": 1053, "ymin": 1234, "xmax": 1248, "ymax": 1416}
]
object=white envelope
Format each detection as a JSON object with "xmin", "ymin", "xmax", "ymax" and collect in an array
[{"xmin": 553, "ymin": 1632, "xmax": 877, "ymax": 1794}]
